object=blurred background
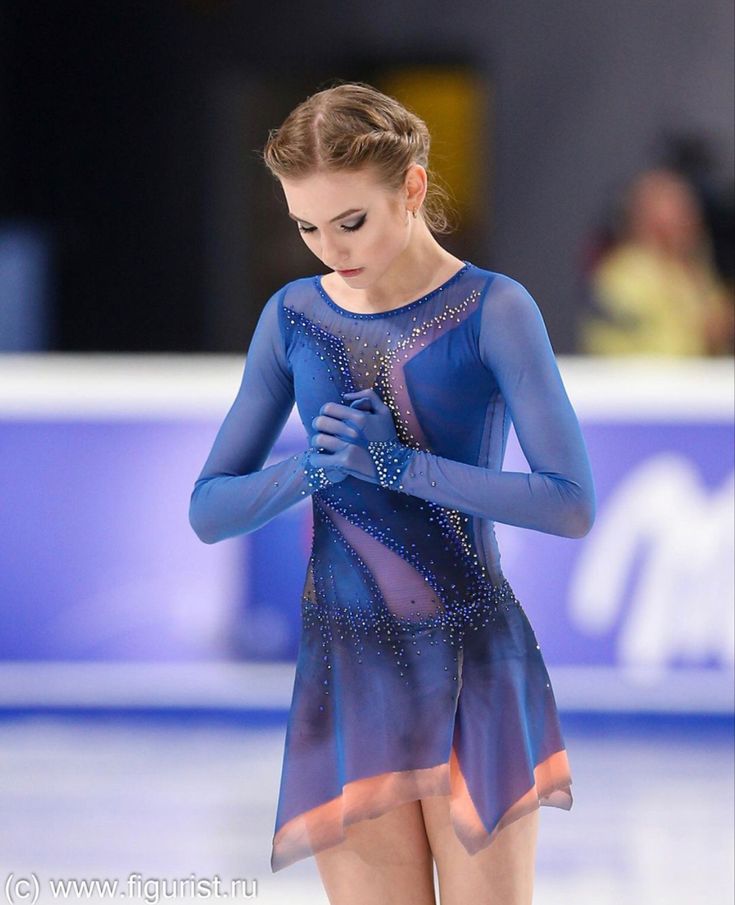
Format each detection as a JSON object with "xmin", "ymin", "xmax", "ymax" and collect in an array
[{"xmin": 1, "ymin": 2, "xmax": 733, "ymax": 903}]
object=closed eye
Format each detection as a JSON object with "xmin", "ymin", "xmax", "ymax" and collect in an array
[{"xmin": 298, "ymin": 214, "xmax": 367, "ymax": 234}]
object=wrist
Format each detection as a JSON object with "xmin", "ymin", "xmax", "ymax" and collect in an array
[
  {"xmin": 300, "ymin": 448, "xmax": 346, "ymax": 493},
  {"xmin": 366, "ymin": 438, "xmax": 413, "ymax": 491},
  {"xmin": 300, "ymin": 449, "xmax": 335, "ymax": 492}
]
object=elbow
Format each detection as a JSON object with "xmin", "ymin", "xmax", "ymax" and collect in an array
[
  {"xmin": 192, "ymin": 528, "xmax": 220, "ymax": 546},
  {"xmin": 189, "ymin": 506, "xmax": 219, "ymax": 545},
  {"xmin": 188, "ymin": 480, "xmax": 256, "ymax": 543},
  {"xmin": 564, "ymin": 496, "xmax": 596, "ymax": 539},
  {"xmin": 188, "ymin": 486, "xmax": 222, "ymax": 545},
  {"xmin": 540, "ymin": 472, "xmax": 596, "ymax": 538}
]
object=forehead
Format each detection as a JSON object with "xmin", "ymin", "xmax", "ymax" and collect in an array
[{"xmin": 280, "ymin": 167, "xmax": 390, "ymax": 217}]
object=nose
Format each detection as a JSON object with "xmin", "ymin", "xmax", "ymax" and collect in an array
[{"xmin": 319, "ymin": 235, "xmax": 348, "ymax": 268}]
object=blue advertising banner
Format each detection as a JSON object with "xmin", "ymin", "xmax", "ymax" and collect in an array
[{"xmin": 1, "ymin": 355, "xmax": 732, "ymax": 713}]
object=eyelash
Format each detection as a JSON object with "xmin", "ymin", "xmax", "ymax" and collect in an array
[{"xmin": 298, "ymin": 214, "xmax": 367, "ymax": 234}]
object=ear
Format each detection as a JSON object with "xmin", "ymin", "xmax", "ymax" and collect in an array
[{"xmin": 404, "ymin": 163, "xmax": 427, "ymax": 210}]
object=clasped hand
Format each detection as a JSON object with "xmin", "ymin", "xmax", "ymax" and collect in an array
[{"xmin": 308, "ymin": 387, "xmax": 399, "ymax": 484}]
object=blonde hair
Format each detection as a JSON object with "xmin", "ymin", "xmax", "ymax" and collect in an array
[{"xmin": 259, "ymin": 79, "xmax": 458, "ymax": 234}]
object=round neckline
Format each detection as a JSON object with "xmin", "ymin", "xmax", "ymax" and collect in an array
[{"xmin": 314, "ymin": 261, "xmax": 474, "ymax": 319}]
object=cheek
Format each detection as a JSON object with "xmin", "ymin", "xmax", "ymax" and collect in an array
[
  {"xmin": 365, "ymin": 225, "xmax": 403, "ymax": 255},
  {"xmin": 301, "ymin": 233, "xmax": 325, "ymax": 253}
]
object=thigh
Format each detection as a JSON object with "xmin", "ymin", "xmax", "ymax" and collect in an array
[
  {"xmin": 314, "ymin": 799, "xmax": 437, "ymax": 905},
  {"xmin": 420, "ymin": 795, "xmax": 539, "ymax": 905}
]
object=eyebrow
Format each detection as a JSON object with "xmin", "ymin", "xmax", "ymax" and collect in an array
[{"xmin": 287, "ymin": 207, "xmax": 363, "ymax": 225}]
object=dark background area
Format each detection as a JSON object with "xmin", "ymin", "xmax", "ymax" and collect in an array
[{"xmin": 1, "ymin": 0, "xmax": 732, "ymax": 353}]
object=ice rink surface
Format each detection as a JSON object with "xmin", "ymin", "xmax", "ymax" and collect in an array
[{"xmin": 0, "ymin": 712, "xmax": 732, "ymax": 905}]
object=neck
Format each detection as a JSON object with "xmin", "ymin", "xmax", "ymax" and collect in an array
[{"xmin": 360, "ymin": 228, "xmax": 464, "ymax": 307}]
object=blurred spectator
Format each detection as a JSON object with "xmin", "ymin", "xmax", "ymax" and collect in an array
[
  {"xmin": 656, "ymin": 130, "xmax": 735, "ymax": 288},
  {"xmin": 579, "ymin": 167, "xmax": 734, "ymax": 356}
]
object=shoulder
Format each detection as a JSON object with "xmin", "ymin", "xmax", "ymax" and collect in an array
[
  {"xmin": 262, "ymin": 274, "xmax": 325, "ymax": 314},
  {"xmin": 472, "ymin": 269, "xmax": 552, "ymax": 368},
  {"xmin": 254, "ymin": 276, "xmax": 317, "ymax": 323},
  {"xmin": 262, "ymin": 276, "xmax": 310, "ymax": 303},
  {"xmin": 469, "ymin": 265, "xmax": 534, "ymax": 297},
  {"xmin": 473, "ymin": 268, "xmax": 544, "ymax": 325}
]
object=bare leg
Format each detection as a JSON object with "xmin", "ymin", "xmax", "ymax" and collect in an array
[
  {"xmin": 420, "ymin": 794, "xmax": 539, "ymax": 905},
  {"xmin": 314, "ymin": 799, "xmax": 437, "ymax": 905}
]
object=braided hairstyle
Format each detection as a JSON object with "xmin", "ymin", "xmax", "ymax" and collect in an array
[{"xmin": 260, "ymin": 79, "xmax": 458, "ymax": 235}]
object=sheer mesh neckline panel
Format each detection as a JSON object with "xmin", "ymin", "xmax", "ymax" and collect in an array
[{"xmin": 314, "ymin": 260, "xmax": 475, "ymax": 319}]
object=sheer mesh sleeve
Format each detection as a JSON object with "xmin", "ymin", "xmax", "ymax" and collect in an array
[
  {"xmin": 367, "ymin": 275, "xmax": 596, "ymax": 538},
  {"xmin": 188, "ymin": 289, "xmax": 333, "ymax": 544}
]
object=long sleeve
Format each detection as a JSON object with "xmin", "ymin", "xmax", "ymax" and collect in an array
[
  {"xmin": 189, "ymin": 289, "xmax": 332, "ymax": 544},
  {"xmin": 368, "ymin": 274, "xmax": 596, "ymax": 538}
]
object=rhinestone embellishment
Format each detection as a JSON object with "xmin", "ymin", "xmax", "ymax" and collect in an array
[
  {"xmin": 299, "ymin": 450, "xmax": 334, "ymax": 493},
  {"xmin": 366, "ymin": 439, "xmax": 414, "ymax": 491}
]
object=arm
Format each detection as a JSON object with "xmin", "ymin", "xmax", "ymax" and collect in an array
[
  {"xmin": 366, "ymin": 275, "xmax": 596, "ymax": 538},
  {"xmin": 188, "ymin": 289, "xmax": 334, "ymax": 544}
]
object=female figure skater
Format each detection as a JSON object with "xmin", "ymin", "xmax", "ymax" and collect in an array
[{"xmin": 189, "ymin": 80, "xmax": 595, "ymax": 905}]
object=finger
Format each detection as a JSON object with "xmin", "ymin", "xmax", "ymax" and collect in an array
[
  {"xmin": 342, "ymin": 387, "xmax": 387, "ymax": 413},
  {"xmin": 312, "ymin": 414, "xmax": 361, "ymax": 439},
  {"xmin": 341, "ymin": 388, "xmax": 373, "ymax": 398},
  {"xmin": 349, "ymin": 397, "xmax": 373, "ymax": 412},
  {"xmin": 342, "ymin": 389, "xmax": 376, "ymax": 408},
  {"xmin": 310, "ymin": 433, "xmax": 345, "ymax": 452},
  {"xmin": 319, "ymin": 401, "xmax": 368, "ymax": 424}
]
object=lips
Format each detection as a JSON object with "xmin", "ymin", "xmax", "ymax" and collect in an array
[{"xmin": 337, "ymin": 267, "xmax": 363, "ymax": 276}]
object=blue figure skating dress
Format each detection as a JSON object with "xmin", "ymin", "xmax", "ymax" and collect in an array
[{"xmin": 189, "ymin": 262, "xmax": 596, "ymax": 872}]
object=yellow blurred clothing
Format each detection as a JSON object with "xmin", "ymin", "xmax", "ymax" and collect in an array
[{"xmin": 581, "ymin": 241, "xmax": 731, "ymax": 355}]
